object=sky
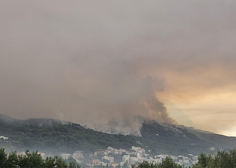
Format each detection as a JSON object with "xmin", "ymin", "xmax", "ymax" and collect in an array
[{"xmin": 0, "ymin": 0, "xmax": 236, "ymax": 136}]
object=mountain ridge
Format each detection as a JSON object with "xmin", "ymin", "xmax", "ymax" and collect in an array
[{"xmin": 0, "ymin": 113, "xmax": 236, "ymax": 156}]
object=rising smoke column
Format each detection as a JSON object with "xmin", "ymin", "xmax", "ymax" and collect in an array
[{"xmin": 59, "ymin": 60, "xmax": 177, "ymax": 136}]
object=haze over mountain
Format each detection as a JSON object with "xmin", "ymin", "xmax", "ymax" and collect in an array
[
  {"xmin": 1, "ymin": 113, "xmax": 236, "ymax": 157},
  {"xmin": 0, "ymin": 1, "xmax": 236, "ymax": 136}
]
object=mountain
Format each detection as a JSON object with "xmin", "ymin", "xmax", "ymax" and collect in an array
[
  {"xmin": 0, "ymin": 113, "xmax": 236, "ymax": 156},
  {"xmin": 184, "ymin": 126, "xmax": 236, "ymax": 151}
]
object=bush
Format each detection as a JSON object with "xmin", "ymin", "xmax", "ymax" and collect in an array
[{"xmin": 0, "ymin": 148, "xmax": 80, "ymax": 168}]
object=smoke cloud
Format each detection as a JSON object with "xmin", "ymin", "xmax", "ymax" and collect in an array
[{"xmin": 1, "ymin": 0, "xmax": 236, "ymax": 135}]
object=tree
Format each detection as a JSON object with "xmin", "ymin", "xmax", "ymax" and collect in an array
[
  {"xmin": 44, "ymin": 156, "xmax": 56, "ymax": 168},
  {"xmin": 17, "ymin": 150, "xmax": 44, "ymax": 168},
  {"xmin": 4, "ymin": 151, "xmax": 18, "ymax": 168},
  {"xmin": 54, "ymin": 156, "xmax": 68, "ymax": 168},
  {"xmin": 0, "ymin": 148, "xmax": 7, "ymax": 167},
  {"xmin": 0, "ymin": 148, "xmax": 82, "ymax": 168},
  {"xmin": 160, "ymin": 157, "xmax": 184, "ymax": 168},
  {"xmin": 68, "ymin": 161, "xmax": 81, "ymax": 168},
  {"xmin": 137, "ymin": 157, "xmax": 184, "ymax": 168}
]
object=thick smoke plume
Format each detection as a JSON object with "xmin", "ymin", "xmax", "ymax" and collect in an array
[
  {"xmin": 0, "ymin": 50, "xmax": 176, "ymax": 135},
  {"xmin": 1, "ymin": 0, "xmax": 236, "ymax": 135},
  {"xmin": 79, "ymin": 75, "xmax": 177, "ymax": 135}
]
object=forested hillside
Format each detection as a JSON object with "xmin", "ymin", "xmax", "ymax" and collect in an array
[{"xmin": 1, "ymin": 114, "xmax": 236, "ymax": 156}]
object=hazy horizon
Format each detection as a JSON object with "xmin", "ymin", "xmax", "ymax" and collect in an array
[{"xmin": 1, "ymin": 1, "xmax": 236, "ymax": 136}]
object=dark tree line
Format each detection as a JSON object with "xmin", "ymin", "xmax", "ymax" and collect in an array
[
  {"xmin": 193, "ymin": 148, "xmax": 236, "ymax": 168},
  {"xmin": 136, "ymin": 148, "xmax": 236, "ymax": 168},
  {"xmin": 0, "ymin": 148, "xmax": 80, "ymax": 168},
  {"xmin": 137, "ymin": 157, "xmax": 184, "ymax": 168},
  {"xmin": 2, "ymin": 148, "xmax": 236, "ymax": 168}
]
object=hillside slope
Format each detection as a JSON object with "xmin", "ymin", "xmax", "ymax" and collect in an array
[{"xmin": 0, "ymin": 114, "xmax": 236, "ymax": 156}]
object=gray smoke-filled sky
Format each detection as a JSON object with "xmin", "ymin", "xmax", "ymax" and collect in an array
[{"xmin": 1, "ymin": 0, "xmax": 236, "ymax": 135}]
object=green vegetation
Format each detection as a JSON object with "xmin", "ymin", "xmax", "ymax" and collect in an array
[
  {"xmin": 0, "ymin": 120, "xmax": 142, "ymax": 154},
  {"xmin": 135, "ymin": 148, "xmax": 236, "ymax": 168},
  {"xmin": 0, "ymin": 148, "xmax": 80, "ymax": 168},
  {"xmin": 1, "ymin": 114, "xmax": 236, "ymax": 157},
  {"xmin": 2, "ymin": 148, "xmax": 236, "ymax": 168},
  {"xmin": 1, "ymin": 113, "xmax": 236, "ymax": 156},
  {"xmin": 193, "ymin": 148, "xmax": 236, "ymax": 168},
  {"xmin": 0, "ymin": 119, "xmax": 217, "ymax": 155},
  {"xmin": 137, "ymin": 158, "xmax": 184, "ymax": 168}
]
